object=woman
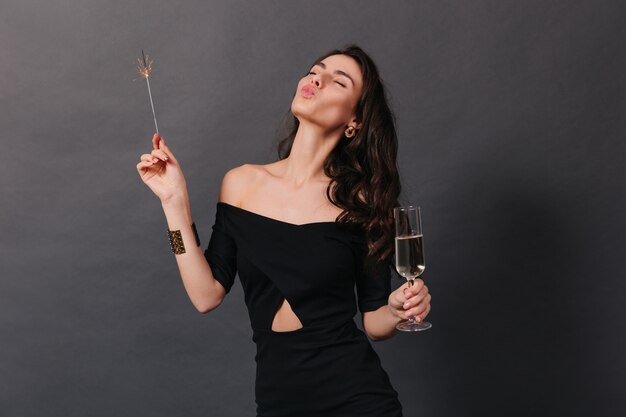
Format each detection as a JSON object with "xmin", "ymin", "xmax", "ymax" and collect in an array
[{"xmin": 136, "ymin": 44, "xmax": 432, "ymax": 417}]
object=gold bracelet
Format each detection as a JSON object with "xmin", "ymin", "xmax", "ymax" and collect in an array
[
  {"xmin": 167, "ymin": 222, "xmax": 201, "ymax": 255},
  {"xmin": 167, "ymin": 229, "xmax": 185, "ymax": 254}
]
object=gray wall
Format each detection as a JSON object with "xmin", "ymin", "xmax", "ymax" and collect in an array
[{"xmin": 1, "ymin": 1, "xmax": 623, "ymax": 416}]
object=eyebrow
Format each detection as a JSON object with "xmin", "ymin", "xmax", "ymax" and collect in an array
[{"xmin": 313, "ymin": 61, "xmax": 355, "ymax": 86}]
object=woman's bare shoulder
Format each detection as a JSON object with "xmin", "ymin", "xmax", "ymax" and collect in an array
[{"xmin": 218, "ymin": 163, "xmax": 273, "ymax": 206}]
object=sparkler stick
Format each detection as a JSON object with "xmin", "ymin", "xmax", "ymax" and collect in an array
[{"xmin": 136, "ymin": 49, "xmax": 159, "ymax": 133}]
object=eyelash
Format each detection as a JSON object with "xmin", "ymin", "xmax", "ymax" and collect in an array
[{"xmin": 307, "ymin": 71, "xmax": 346, "ymax": 88}]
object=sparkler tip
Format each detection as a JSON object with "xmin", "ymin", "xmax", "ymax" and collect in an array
[
  {"xmin": 137, "ymin": 49, "xmax": 153, "ymax": 79},
  {"xmin": 135, "ymin": 49, "xmax": 159, "ymax": 134}
]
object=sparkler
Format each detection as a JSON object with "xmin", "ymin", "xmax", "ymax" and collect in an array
[{"xmin": 136, "ymin": 49, "xmax": 159, "ymax": 133}]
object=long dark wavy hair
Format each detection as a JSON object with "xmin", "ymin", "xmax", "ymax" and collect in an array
[{"xmin": 276, "ymin": 44, "xmax": 402, "ymax": 264}]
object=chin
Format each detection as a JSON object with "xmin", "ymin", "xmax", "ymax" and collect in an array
[{"xmin": 290, "ymin": 98, "xmax": 312, "ymax": 120}]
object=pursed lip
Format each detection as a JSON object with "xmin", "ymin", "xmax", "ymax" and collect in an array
[{"xmin": 300, "ymin": 85, "xmax": 316, "ymax": 97}]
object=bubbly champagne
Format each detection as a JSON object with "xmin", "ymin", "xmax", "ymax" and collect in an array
[{"xmin": 395, "ymin": 234, "xmax": 425, "ymax": 279}]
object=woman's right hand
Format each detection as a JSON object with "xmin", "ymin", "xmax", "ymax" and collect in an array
[{"xmin": 136, "ymin": 133, "xmax": 188, "ymax": 203}]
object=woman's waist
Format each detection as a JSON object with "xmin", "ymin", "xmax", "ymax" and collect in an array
[{"xmin": 251, "ymin": 316, "xmax": 365, "ymax": 348}]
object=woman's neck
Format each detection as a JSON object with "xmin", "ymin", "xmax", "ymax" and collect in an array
[{"xmin": 280, "ymin": 121, "xmax": 342, "ymax": 188}]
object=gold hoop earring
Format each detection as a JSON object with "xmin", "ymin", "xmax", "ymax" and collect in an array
[{"xmin": 345, "ymin": 126, "xmax": 356, "ymax": 138}]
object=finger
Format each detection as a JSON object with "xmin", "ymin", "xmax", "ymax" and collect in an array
[
  {"xmin": 410, "ymin": 278, "xmax": 425, "ymax": 292},
  {"xmin": 403, "ymin": 279, "xmax": 424, "ymax": 297},
  {"xmin": 137, "ymin": 160, "xmax": 154, "ymax": 168},
  {"xmin": 136, "ymin": 160, "xmax": 154, "ymax": 173},
  {"xmin": 407, "ymin": 301, "xmax": 431, "ymax": 321},
  {"xmin": 409, "ymin": 285, "xmax": 429, "ymax": 305},
  {"xmin": 403, "ymin": 288, "xmax": 430, "ymax": 310},
  {"xmin": 143, "ymin": 154, "xmax": 161, "ymax": 164},
  {"xmin": 400, "ymin": 286, "xmax": 413, "ymax": 307},
  {"xmin": 152, "ymin": 133, "xmax": 161, "ymax": 150},
  {"xmin": 141, "ymin": 153, "xmax": 158, "ymax": 163},
  {"xmin": 402, "ymin": 282, "xmax": 412, "ymax": 297},
  {"xmin": 408, "ymin": 295, "xmax": 431, "ymax": 316},
  {"xmin": 157, "ymin": 138, "xmax": 178, "ymax": 163},
  {"xmin": 395, "ymin": 286, "xmax": 411, "ymax": 304},
  {"xmin": 151, "ymin": 149, "xmax": 169, "ymax": 161},
  {"xmin": 415, "ymin": 303, "xmax": 432, "ymax": 322}
]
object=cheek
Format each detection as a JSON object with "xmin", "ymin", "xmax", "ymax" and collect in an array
[
  {"xmin": 315, "ymin": 104, "xmax": 353, "ymax": 129},
  {"xmin": 326, "ymin": 93, "xmax": 355, "ymax": 117}
]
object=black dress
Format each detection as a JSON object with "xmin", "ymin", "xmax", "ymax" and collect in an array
[{"xmin": 204, "ymin": 202, "xmax": 403, "ymax": 417}]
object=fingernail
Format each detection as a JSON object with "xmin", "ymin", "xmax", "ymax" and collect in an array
[
  {"xmin": 152, "ymin": 158, "xmax": 158, "ymax": 162},
  {"xmin": 403, "ymin": 302, "xmax": 411, "ymax": 309}
]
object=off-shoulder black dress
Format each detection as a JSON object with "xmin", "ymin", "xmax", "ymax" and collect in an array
[{"xmin": 204, "ymin": 202, "xmax": 403, "ymax": 417}]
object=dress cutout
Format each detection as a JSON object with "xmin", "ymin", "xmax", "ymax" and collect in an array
[
  {"xmin": 271, "ymin": 298, "xmax": 303, "ymax": 332},
  {"xmin": 204, "ymin": 202, "xmax": 403, "ymax": 417}
]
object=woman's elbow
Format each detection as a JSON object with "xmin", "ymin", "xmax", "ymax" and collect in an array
[
  {"xmin": 369, "ymin": 333, "xmax": 394, "ymax": 342},
  {"xmin": 196, "ymin": 284, "xmax": 226, "ymax": 314},
  {"xmin": 196, "ymin": 298, "xmax": 222, "ymax": 314},
  {"xmin": 197, "ymin": 304, "xmax": 214, "ymax": 314},
  {"xmin": 365, "ymin": 327, "xmax": 398, "ymax": 342}
]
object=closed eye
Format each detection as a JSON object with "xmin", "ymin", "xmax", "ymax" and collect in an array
[{"xmin": 307, "ymin": 71, "xmax": 345, "ymax": 87}]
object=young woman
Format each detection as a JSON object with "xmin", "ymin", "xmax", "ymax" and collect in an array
[{"xmin": 136, "ymin": 44, "xmax": 432, "ymax": 417}]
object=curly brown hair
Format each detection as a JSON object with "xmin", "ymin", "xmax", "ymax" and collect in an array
[{"xmin": 276, "ymin": 44, "xmax": 403, "ymax": 264}]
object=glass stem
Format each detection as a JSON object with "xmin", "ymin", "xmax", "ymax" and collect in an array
[{"xmin": 407, "ymin": 278, "xmax": 416, "ymax": 323}]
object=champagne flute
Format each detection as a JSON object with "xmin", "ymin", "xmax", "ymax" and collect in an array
[{"xmin": 394, "ymin": 206, "xmax": 432, "ymax": 331}]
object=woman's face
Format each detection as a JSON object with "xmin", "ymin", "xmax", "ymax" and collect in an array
[{"xmin": 291, "ymin": 54, "xmax": 364, "ymax": 133}]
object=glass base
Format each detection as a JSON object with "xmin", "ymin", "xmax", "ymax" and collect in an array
[{"xmin": 396, "ymin": 320, "xmax": 432, "ymax": 332}]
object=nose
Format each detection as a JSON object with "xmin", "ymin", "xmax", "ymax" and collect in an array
[{"xmin": 310, "ymin": 74, "xmax": 321, "ymax": 88}]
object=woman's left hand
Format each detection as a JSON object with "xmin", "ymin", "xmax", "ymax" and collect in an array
[{"xmin": 388, "ymin": 278, "xmax": 431, "ymax": 323}]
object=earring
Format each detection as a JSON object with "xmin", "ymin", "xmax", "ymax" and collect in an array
[{"xmin": 345, "ymin": 126, "xmax": 356, "ymax": 138}]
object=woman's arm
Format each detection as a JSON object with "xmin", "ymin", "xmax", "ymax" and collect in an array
[
  {"xmin": 161, "ymin": 195, "xmax": 226, "ymax": 313},
  {"xmin": 137, "ymin": 134, "xmax": 238, "ymax": 313},
  {"xmin": 362, "ymin": 306, "xmax": 402, "ymax": 341},
  {"xmin": 163, "ymin": 165, "xmax": 248, "ymax": 313},
  {"xmin": 363, "ymin": 279, "xmax": 431, "ymax": 341}
]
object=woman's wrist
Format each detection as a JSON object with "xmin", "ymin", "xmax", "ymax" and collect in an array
[
  {"xmin": 161, "ymin": 194, "xmax": 192, "ymax": 230},
  {"xmin": 160, "ymin": 191, "xmax": 189, "ymax": 208},
  {"xmin": 386, "ymin": 304, "xmax": 404, "ymax": 325}
]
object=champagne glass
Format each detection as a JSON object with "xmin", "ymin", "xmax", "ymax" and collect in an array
[{"xmin": 394, "ymin": 206, "xmax": 432, "ymax": 331}]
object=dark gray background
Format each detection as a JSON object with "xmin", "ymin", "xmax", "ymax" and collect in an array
[{"xmin": 1, "ymin": 1, "xmax": 623, "ymax": 416}]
